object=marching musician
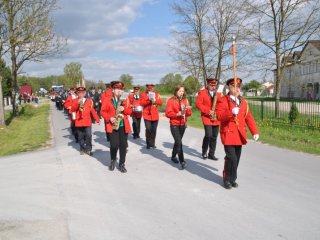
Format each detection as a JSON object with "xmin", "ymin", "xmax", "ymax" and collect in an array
[
  {"xmin": 129, "ymin": 86, "xmax": 143, "ymax": 139},
  {"xmin": 140, "ymin": 84, "xmax": 163, "ymax": 149},
  {"xmin": 100, "ymin": 81, "xmax": 132, "ymax": 173},
  {"xmin": 216, "ymin": 78, "xmax": 259, "ymax": 189},
  {"xmin": 196, "ymin": 78, "xmax": 222, "ymax": 160},
  {"xmin": 64, "ymin": 87, "xmax": 78, "ymax": 143},
  {"xmin": 71, "ymin": 87, "xmax": 100, "ymax": 156},
  {"xmin": 165, "ymin": 85, "xmax": 192, "ymax": 170}
]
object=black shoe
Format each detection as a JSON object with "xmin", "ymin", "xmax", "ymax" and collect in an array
[
  {"xmin": 80, "ymin": 151, "xmax": 85, "ymax": 155},
  {"xmin": 180, "ymin": 161, "xmax": 187, "ymax": 170},
  {"xmin": 202, "ymin": 153, "xmax": 208, "ymax": 159},
  {"xmin": 133, "ymin": 135, "xmax": 137, "ymax": 139},
  {"xmin": 119, "ymin": 164, "xmax": 127, "ymax": 173},
  {"xmin": 232, "ymin": 182, "xmax": 239, "ymax": 188},
  {"xmin": 146, "ymin": 145, "xmax": 151, "ymax": 149},
  {"xmin": 152, "ymin": 145, "xmax": 157, "ymax": 149},
  {"xmin": 171, "ymin": 157, "xmax": 179, "ymax": 164},
  {"xmin": 109, "ymin": 160, "xmax": 116, "ymax": 171},
  {"xmin": 224, "ymin": 181, "xmax": 232, "ymax": 189},
  {"xmin": 208, "ymin": 155, "xmax": 218, "ymax": 161},
  {"xmin": 85, "ymin": 150, "xmax": 92, "ymax": 156}
]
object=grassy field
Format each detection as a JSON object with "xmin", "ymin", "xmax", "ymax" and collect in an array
[
  {"xmin": 186, "ymin": 108, "xmax": 320, "ymax": 156},
  {"xmin": 0, "ymin": 103, "xmax": 50, "ymax": 156}
]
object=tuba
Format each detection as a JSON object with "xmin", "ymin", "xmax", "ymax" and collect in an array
[{"xmin": 113, "ymin": 95, "xmax": 124, "ymax": 131}]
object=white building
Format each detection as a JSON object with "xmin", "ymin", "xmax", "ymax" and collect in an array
[{"xmin": 277, "ymin": 40, "xmax": 320, "ymax": 100}]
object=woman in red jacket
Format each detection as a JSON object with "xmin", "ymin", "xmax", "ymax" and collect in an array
[
  {"xmin": 165, "ymin": 86, "xmax": 192, "ymax": 170},
  {"xmin": 216, "ymin": 78, "xmax": 259, "ymax": 189},
  {"xmin": 71, "ymin": 87, "xmax": 100, "ymax": 156},
  {"xmin": 100, "ymin": 81, "xmax": 132, "ymax": 173}
]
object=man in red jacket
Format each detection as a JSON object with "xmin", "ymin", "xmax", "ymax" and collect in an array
[
  {"xmin": 64, "ymin": 87, "xmax": 78, "ymax": 142},
  {"xmin": 140, "ymin": 84, "xmax": 163, "ymax": 149},
  {"xmin": 129, "ymin": 86, "xmax": 143, "ymax": 139},
  {"xmin": 196, "ymin": 78, "xmax": 222, "ymax": 160},
  {"xmin": 71, "ymin": 87, "xmax": 100, "ymax": 156},
  {"xmin": 216, "ymin": 78, "xmax": 259, "ymax": 189},
  {"xmin": 100, "ymin": 81, "xmax": 132, "ymax": 173}
]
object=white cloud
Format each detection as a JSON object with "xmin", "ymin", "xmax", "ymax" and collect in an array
[{"xmin": 22, "ymin": 0, "xmax": 176, "ymax": 84}]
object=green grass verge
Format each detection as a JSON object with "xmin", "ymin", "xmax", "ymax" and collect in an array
[
  {"xmin": 186, "ymin": 108, "xmax": 320, "ymax": 156},
  {"xmin": 0, "ymin": 103, "xmax": 50, "ymax": 156}
]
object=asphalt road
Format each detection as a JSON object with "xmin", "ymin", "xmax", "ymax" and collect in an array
[{"xmin": 0, "ymin": 103, "xmax": 319, "ymax": 240}]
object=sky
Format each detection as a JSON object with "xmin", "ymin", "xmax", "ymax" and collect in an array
[{"xmin": 22, "ymin": 0, "xmax": 177, "ymax": 85}]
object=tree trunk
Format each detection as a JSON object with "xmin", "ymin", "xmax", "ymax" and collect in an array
[
  {"xmin": 0, "ymin": 76, "xmax": 5, "ymax": 126},
  {"xmin": 11, "ymin": 57, "xmax": 18, "ymax": 117},
  {"xmin": 275, "ymin": 53, "xmax": 281, "ymax": 118}
]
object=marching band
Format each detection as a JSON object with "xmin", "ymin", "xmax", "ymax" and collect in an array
[{"xmin": 60, "ymin": 76, "xmax": 258, "ymax": 188}]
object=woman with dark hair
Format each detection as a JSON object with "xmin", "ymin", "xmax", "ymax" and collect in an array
[{"xmin": 165, "ymin": 86, "xmax": 192, "ymax": 170}]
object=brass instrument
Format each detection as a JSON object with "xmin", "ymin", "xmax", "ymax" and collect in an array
[
  {"xmin": 113, "ymin": 95, "xmax": 124, "ymax": 131},
  {"xmin": 79, "ymin": 98, "xmax": 85, "ymax": 111},
  {"xmin": 180, "ymin": 97, "xmax": 191, "ymax": 123}
]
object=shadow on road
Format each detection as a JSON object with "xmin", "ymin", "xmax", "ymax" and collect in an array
[{"xmin": 127, "ymin": 136, "xmax": 223, "ymax": 186}]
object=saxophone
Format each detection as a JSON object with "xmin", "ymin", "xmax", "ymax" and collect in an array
[{"xmin": 113, "ymin": 95, "xmax": 124, "ymax": 131}]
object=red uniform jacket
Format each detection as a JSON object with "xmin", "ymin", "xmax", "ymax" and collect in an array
[
  {"xmin": 64, "ymin": 94, "xmax": 78, "ymax": 122},
  {"xmin": 71, "ymin": 98, "xmax": 100, "ymax": 127},
  {"xmin": 140, "ymin": 92, "xmax": 163, "ymax": 121},
  {"xmin": 100, "ymin": 97, "xmax": 132, "ymax": 134},
  {"xmin": 165, "ymin": 97, "xmax": 192, "ymax": 126},
  {"xmin": 128, "ymin": 93, "xmax": 143, "ymax": 118},
  {"xmin": 196, "ymin": 89, "xmax": 222, "ymax": 126},
  {"xmin": 100, "ymin": 89, "xmax": 113, "ymax": 105},
  {"xmin": 216, "ymin": 94, "xmax": 258, "ymax": 145}
]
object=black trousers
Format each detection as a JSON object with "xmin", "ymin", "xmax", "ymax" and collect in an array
[
  {"xmin": 223, "ymin": 145, "xmax": 242, "ymax": 183},
  {"xmin": 132, "ymin": 117, "xmax": 142, "ymax": 137},
  {"xmin": 144, "ymin": 120, "xmax": 158, "ymax": 147},
  {"xmin": 109, "ymin": 126, "xmax": 128, "ymax": 165},
  {"xmin": 202, "ymin": 125, "xmax": 219, "ymax": 157},
  {"xmin": 71, "ymin": 122, "xmax": 78, "ymax": 142},
  {"xmin": 104, "ymin": 120, "xmax": 110, "ymax": 141},
  {"xmin": 170, "ymin": 125, "xmax": 186, "ymax": 162},
  {"xmin": 77, "ymin": 126, "xmax": 92, "ymax": 152}
]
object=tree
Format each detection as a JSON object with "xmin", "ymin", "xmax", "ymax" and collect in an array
[
  {"xmin": 1, "ymin": 0, "xmax": 66, "ymax": 116},
  {"xmin": 207, "ymin": 0, "xmax": 247, "ymax": 81},
  {"xmin": 160, "ymin": 73, "xmax": 183, "ymax": 93},
  {"xmin": 119, "ymin": 74, "xmax": 133, "ymax": 90},
  {"xmin": 244, "ymin": 0, "xmax": 320, "ymax": 117},
  {"xmin": 171, "ymin": 0, "xmax": 211, "ymax": 85},
  {"xmin": 243, "ymin": 80, "xmax": 262, "ymax": 95},
  {"xmin": 0, "ymin": 58, "xmax": 12, "ymax": 97},
  {"xmin": 184, "ymin": 75, "xmax": 200, "ymax": 96},
  {"xmin": 64, "ymin": 62, "xmax": 83, "ymax": 88}
]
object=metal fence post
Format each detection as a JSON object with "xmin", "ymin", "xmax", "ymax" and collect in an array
[{"xmin": 260, "ymin": 100, "xmax": 264, "ymax": 120}]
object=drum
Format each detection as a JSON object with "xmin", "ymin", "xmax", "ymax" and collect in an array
[{"xmin": 134, "ymin": 106, "xmax": 143, "ymax": 112}]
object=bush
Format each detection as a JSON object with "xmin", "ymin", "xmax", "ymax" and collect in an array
[{"xmin": 289, "ymin": 102, "xmax": 299, "ymax": 125}]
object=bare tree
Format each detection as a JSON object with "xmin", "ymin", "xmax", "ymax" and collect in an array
[
  {"xmin": 1, "ymin": 0, "xmax": 66, "ymax": 116},
  {"xmin": 207, "ymin": 0, "xmax": 247, "ymax": 81},
  {"xmin": 244, "ymin": 0, "xmax": 320, "ymax": 117},
  {"xmin": 171, "ymin": 0, "xmax": 212, "ymax": 86}
]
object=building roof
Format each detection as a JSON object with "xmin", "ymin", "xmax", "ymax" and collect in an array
[{"xmin": 301, "ymin": 40, "xmax": 320, "ymax": 55}]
